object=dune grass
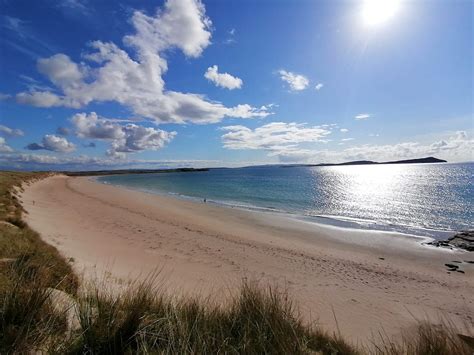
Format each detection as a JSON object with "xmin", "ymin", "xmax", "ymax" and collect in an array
[
  {"xmin": 56, "ymin": 279, "xmax": 356, "ymax": 354},
  {"xmin": 0, "ymin": 171, "xmax": 78, "ymax": 293},
  {"xmin": 0, "ymin": 171, "xmax": 472, "ymax": 354}
]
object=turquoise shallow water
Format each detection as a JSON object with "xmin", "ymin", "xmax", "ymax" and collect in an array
[{"xmin": 98, "ymin": 163, "xmax": 473, "ymax": 239}]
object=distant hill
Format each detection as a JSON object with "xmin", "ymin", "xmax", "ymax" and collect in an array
[
  {"xmin": 282, "ymin": 157, "xmax": 447, "ymax": 168},
  {"xmin": 62, "ymin": 157, "xmax": 447, "ymax": 176}
]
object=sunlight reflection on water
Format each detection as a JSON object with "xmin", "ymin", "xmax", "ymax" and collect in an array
[{"xmin": 99, "ymin": 163, "xmax": 473, "ymax": 237}]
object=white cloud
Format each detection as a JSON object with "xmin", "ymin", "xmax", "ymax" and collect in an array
[
  {"xmin": 341, "ymin": 138, "xmax": 354, "ymax": 142},
  {"xmin": 71, "ymin": 112, "xmax": 176, "ymax": 157},
  {"xmin": 0, "ymin": 152, "xmax": 219, "ymax": 170},
  {"xmin": 315, "ymin": 83, "xmax": 324, "ymax": 91},
  {"xmin": 123, "ymin": 0, "xmax": 212, "ymax": 58},
  {"xmin": 26, "ymin": 134, "xmax": 76, "ymax": 153},
  {"xmin": 16, "ymin": 90, "xmax": 65, "ymax": 107},
  {"xmin": 221, "ymin": 122, "xmax": 332, "ymax": 155},
  {"xmin": 278, "ymin": 70, "xmax": 309, "ymax": 91},
  {"xmin": 37, "ymin": 54, "xmax": 84, "ymax": 89},
  {"xmin": 0, "ymin": 125, "xmax": 24, "ymax": 137},
  {"xmin": 204, "ymin": 65, "xmax": 243, "ymax": 90},
  {"xmin": 275, "ymin": 131, "xmax": 473, "ymax": 164},
  {"xmin": 226, "ymin": 104, "xmax": 270, "ymax": 119},
  {"xmin": 0, "ymin": 137, "xmax": 13, "ymax": 153},
  {"xmin": 355, "ymin": 113, "xmax": 371, "ymax": 120},
  {"xmin": 15, "ymin": 0, "xmax": 271, "ymax": 124},
  {"xmin": 340, "ymin": 128, "xmax": 349, "ymax": 133},
  {"xmin": 108, "ymin": 124, "xmax": 176, "ymax": 155},
  {"xmin": 72, "ymin": 112, "xmax": 124, "ymax": 140},
  {"xmin": 0, "ymin": 153, "xmax": 108, "ymax": 166},
  {"xmin": 58, "ymin": 0, "xmax": 90, "ymax": 13}
]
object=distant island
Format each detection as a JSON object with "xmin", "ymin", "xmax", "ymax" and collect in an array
[{"xmin": 281, "ymin": 156, "xmax": 447, "ymax": 168}]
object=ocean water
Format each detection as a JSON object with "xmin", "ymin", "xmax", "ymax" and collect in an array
[{"xmin": 97, "ymin": 163, "xmax": 473, "ymax": 239}]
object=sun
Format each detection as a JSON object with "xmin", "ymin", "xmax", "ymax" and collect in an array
[{"xmin": 362, "ymin": 0, "xmax": 401, "ymax": 27}]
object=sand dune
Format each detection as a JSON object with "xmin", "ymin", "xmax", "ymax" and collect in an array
[{"xmin": 21, "ymin": 175, "xmax": 473, "ymax": 341}]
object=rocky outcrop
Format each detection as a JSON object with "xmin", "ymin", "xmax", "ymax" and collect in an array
[
  {"xmin": 448, "ymin": 231, "xmax": 474, "ymax": 251},
  {"xmin": 428, "ymin": 231, "xmax": 474, "ymax": 252}
]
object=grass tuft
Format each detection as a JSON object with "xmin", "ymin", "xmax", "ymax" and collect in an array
[{"xmin": 63, "ymin": 279, "xmax": 358, "ymax": 354}]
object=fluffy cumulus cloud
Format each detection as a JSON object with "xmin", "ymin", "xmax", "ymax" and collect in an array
[
  {"xmin": 221, "ymin": 122, "xmax": 332, "ymax": 158},
  {"xmin": 355, "ymin": 113, "xmax": 371, "ymax": 120},
  {"xmin": 204, "ymin": 65, "xmax": 242, "ymax": 90},
  {"xmin": 72, "ymin": 112, "xmax": 124, "ymax": 140},
  {"xmin": 278, "ymin": 70, "xmax": 309, "ymax": 91},
  {"xmin": 15, "ymin": 0, "xmax": 270, "ymax": 124},
  {"xmin": 340, "ymin": 128, "xmax": 349, "ymax": 133},
  {"xmin": 71, "ymin": 112, "xmax": 176, "ymax": 158},
  {"xmin": 315, "ymin": 83, "xmax": 324, "ymax": 91},
  {"xmin": 0, "ymin": 124, "xmax": 24, "ymax": 137},
  {"xmin": 26, "ymin": 134, "xmax": 76, "ymax": 153}
]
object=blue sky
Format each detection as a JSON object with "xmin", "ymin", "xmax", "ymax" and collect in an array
[{"xmin": 0, "ymin": 0, "xmax": 472, "ymax": 170}]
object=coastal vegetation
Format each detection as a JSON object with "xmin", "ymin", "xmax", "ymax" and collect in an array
[{"xmin": 0, "ymin": 171, "xmax": 472, "ymax": 354}]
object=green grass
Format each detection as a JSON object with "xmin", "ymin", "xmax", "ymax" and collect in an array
[
  {"xmin": 58, "ymin": 279, "xmax": 356, "ymax": 354},
  {"xmin": 0, "ymin": 171, "xmax": 472, "ymax": 354},
  {"xmin": 0, "ymin": 171, "xmax": 78, "ymax": 293}
]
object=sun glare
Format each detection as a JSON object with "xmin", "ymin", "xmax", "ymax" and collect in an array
[{"xmin": 362, "ymin": 0, "xmax": 401, "ymax": 27}]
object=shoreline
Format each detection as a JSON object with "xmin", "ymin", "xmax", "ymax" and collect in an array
[
  {"xmin": 94, "ymin": 175, "xmax": 436, "ymax": 250},
  {"xmin": 21, "ymin": 175, "xmax": 474, "ymax": 341},
  {"xmin": 94, "ymin": 174, "xmax": 458, "ymax": 241}
]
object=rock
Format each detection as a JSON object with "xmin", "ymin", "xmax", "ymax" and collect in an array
[
  {"xmin": 456, "ymin": 270, "xmax": 465, "ymax": 274},
  {"xmin": 448, "ymin": 231, "xmax": 474, "ymax": 252},
  {"xmin": 445, "ymin": 263, "xmax": 459, "ymax": 269},
  {"xmin": 427, "ymin": 230, "xmax": 474, "ymax": 252}
]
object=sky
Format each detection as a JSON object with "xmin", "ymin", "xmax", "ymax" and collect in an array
[{"xmin": 0, "ymin": 0, "xmax": 472, "ymax": 170}]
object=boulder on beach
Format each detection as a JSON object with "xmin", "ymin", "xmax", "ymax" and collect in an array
[
  {"xmin": 428, "ymin": 231, "xmax": 474, "ymax": 252},
  {"xmin": 448, "ymin": 231, "xmax": 474, "ymax": 251}
]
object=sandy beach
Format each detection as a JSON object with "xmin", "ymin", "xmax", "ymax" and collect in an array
[{"xmin": 21, "ymin": 175, "xmax": 473, "ymax": 342}]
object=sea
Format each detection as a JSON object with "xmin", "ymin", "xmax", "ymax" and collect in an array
[{"xmin": 97, "ymin": 162, "xmax": 473, "ymax": 240}]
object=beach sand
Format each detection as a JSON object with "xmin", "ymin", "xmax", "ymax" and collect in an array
[{"xmin": 21, "ymin": 175, "xmax": 473, "ymax": 342}]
